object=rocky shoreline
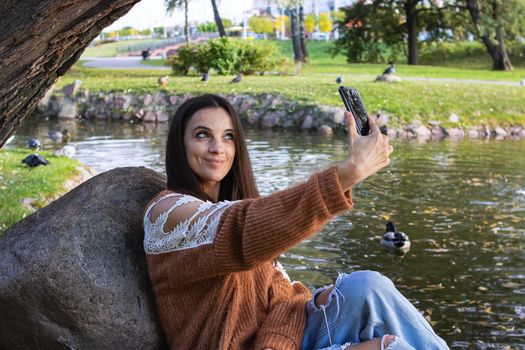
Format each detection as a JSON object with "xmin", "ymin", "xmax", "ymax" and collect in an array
[{"xmin": 38, "ymin": 87, "xmax": 525, "ymax": 140}]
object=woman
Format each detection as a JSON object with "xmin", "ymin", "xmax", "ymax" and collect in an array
[{"xmin": 143, "ymin": 94, "xmax": 449, "ymax": 350}]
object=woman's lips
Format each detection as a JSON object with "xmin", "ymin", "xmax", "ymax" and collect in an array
[{"xmin": 205, "ymin": 158, "xmax": 225, "ymax": 167}]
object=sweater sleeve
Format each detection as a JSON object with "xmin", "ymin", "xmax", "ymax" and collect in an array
[{"xmin": 213, "ymin": 167, "xmax": 353, "ymax": 272}]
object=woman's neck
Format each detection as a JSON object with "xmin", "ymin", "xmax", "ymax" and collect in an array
[{"xmin": 203, "ymin": 182, "xmax": 220, "ymax": 202}]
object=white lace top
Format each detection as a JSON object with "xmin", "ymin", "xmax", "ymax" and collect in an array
[
  {"xmin": 143, "ymin": 192, "xmax": 292, "ymax": 281},
  {"xmin": 143, "ymin": 193, "xmax": 236, "ymax": 255}
]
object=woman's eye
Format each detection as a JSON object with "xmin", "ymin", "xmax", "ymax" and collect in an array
[
  {"xmin": 195, "ymin": 132, "xmax": 208, "ymax": 139},
  {"xmin": 224, "ymin": 133, "xmax": 235, "ymax": 141}
]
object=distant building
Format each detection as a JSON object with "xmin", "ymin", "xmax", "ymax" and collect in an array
[{"xmin": 251, "ymin": 0, "xmax": 355, "ymax": 15}]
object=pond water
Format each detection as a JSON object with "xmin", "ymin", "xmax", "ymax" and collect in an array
[{"xmin": 9, "ymin": 116, "xmax": 525, "ymax": 349}]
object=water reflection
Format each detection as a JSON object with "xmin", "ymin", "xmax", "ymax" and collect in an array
[{"xmin": 8, "ymin": 116, "xmax": 525, "ymax": 349}]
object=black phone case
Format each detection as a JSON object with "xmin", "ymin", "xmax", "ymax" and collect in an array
[{"xmin": 338, "ymin": 86, "xmax": 370, "ymax": 136}]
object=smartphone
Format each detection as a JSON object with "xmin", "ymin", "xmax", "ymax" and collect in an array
[{"xmin": 338, "ymin": 86, "xmax": 370, "ymax": 136}]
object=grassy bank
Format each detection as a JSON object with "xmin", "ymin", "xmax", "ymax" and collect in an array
[
  {"xmin": 0, "ymin": 149, "xmax": 81, "ymax": 233},
  {"xmin": 65, "ymin": 40, "xmax": 525, "ymax": 127}
]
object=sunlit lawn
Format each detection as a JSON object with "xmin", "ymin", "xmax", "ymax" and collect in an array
[
  {"xmin": 65, "ymin": 40, "xmax": 525, "ymax": 127},
  {"xmin": 0, "ymin": 149, "xmax": 81, "ymax": 233}
]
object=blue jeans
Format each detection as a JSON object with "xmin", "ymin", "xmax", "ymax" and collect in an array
[{"xmin": 300, "ymin": 271, "xmax": 450, "ymax": 350}]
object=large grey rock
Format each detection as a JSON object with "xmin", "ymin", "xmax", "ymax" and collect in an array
[
  {"xmin": 494, "ymin": 126, "xmax": 509, "ymax": 138},
  {"xmin": 0, "ymin": 167, "xmax": 168, "ymax": 350},
  {"xmin": 58, "ymin": 97, "xmax": 77, "ymax": 119},
  {"xmin": 415, "ymin": 125, "xmax": 431, "ymax": 139},
  {"xmin": 261, "ymin": 112, "xmax": 280, "ymax": 128},
  {"xmin": 318, "ymin": 125, "xmax": 333, "ymax": 137}
]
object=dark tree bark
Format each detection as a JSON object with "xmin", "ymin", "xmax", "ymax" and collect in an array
[
  {"xmin": 466, "ymin": 0, "xmax": 513, "ymax": 70},
  {"xmin": 184, "ymin": 0, "xmax": 189, "ymax": 44},
  {"xmin": 299, "ymin": 5, "xmax": 308, "ymax": 63},
  {"xmin": 0, "ymin": 0, "xmax": 140, "ymax": 147},
  {"xmin": 210, "ymin": 0, "xmax": 226, "ymax": 38},
  {"xmin": 404, "ymin": 0, "xmax": 420, "ymax": 65},
  {"xmin": 290, "ymin": 7, "xmax": 303, "ymax": 74}
]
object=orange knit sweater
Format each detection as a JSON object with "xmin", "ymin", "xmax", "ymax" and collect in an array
[{"xmin": 144, "ymin": 167, "xmax": 353, "ymax": 349}]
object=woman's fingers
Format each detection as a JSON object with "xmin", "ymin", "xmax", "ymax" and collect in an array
[
  {"xmin": 368, "ymin": 114, "xmax": 381, "ymax": 134},
  {"xmin": 345, "ymin": 111, "xmax": 358, "ymax": 145}
]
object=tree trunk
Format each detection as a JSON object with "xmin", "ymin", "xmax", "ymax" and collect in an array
[
  {"xmin": 184, "ymin": 0, "xmax": 189, "ymax": 44},
  {"xmin": 0, "ymin": 0, "xmax": 140, "ymax": 148},
  {"xmin": 210, "ymin": 0, "xmax": 226, "ymax": 38},
  {"xmin": 492, "ymin": 0, "xmax": 513, "ymax": 70},
  {"xmin": 493, "ymin": 25, "xmax": 513, "ymax": 70},
  {"xmin": 299, "ymin": 5, "xmax": 308, "ymax": 63},
  {"xmin": 404, "ymin": 0, "xmax": 419, "ymax": 65},
  {"xmin": 290, "ymin": 8, "xmax": 303, "ymax": 66},
  {"xmin": 466, "ymin": 0, "xmax": 513, "ymax": 71}
]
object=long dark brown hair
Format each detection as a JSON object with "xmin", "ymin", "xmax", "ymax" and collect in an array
[{"xmin": 165, "ymin": 94, "xmax": 259, "ymax": 202}]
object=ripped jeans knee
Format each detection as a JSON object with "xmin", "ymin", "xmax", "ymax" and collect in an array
[{"xmin": 300, "ymin": 270, "xmax": 449, "ymax": 350}]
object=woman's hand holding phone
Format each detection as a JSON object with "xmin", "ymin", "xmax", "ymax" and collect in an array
[{"xmin": 336, "ymin": 111, "xmax": 393, "ymax": 191}]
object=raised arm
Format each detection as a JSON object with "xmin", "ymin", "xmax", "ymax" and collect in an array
[{"xmin": 213, "ymin": 167, "xmax": 352, "ymax": 271}]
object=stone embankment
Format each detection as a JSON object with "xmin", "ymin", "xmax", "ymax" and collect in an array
[{"xmin": 38, "ymin": 86, "xmax": 525, "ymax": 140}]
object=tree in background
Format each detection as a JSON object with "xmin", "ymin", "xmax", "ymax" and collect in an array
[
  {"xmin": 299, "ymin": 5, "xmax": 308, "ymax": 60},
  {"xmin": 288, "ymin": 3, "xmax": 308, "ymax": 73},
  {"xmin": 249, "ymin": 16, "xmax": 275, "ymax": 36},
  {"xmin": 274, "ymin": 15, "xmax": 289, "ymax": 36},
  {"xmin": 403, "ymin": 0, "xmax": 421, "ymax": 65},
  {"xmin": 333, "ymin": 1, "xmax": 406, "ymax": 63},
  {"xmin": 461, "ymin": 0, "xmax": 523, "ymax": 71},
  {"xmin": 119, "ymin": 26, "xmax": 139, "ymax": 38},
  {"xmin": 210, "ymin": 0, "xmax": 226, "ymax": 37},
  {"xmin": 165, "ymin": 0, "xmax": 190, "ymax": 44},
  {"xmin": 198, "ymin": 22, "xmax": 218, "ymax": 33},
  {"xmin": 334, "ymin": 0, "xmax": 455, "ymax": 65},
  {"xmin": 318, "ymin": 12, "xmax": 333, "ymax": 33},
  {"xmin": 222, "ymin": 18, "xmax": 233, "ymax": 28},
  {"xmin": 304, "ymin": 14, "xmax": 315, "ymax": 33},
  {"xmin": 153, "ymin": 27, "xmax": 166, "ymax": 38},
  {"xmin": 139, "ymin": 29, "xmax": 152, "ymax": 37},
  {"xmin": 106, "ymin": 31, "xmax": 119, "ymax": 39},
  {"xmin": 290, "ymin": 7, "xmax": 303, "ymax": 66}
]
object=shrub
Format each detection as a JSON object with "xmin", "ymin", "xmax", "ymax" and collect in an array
[
  {"xmin": 169, "ymin": 38, "xmax": 286, "ymax": 75},
  {"xmin": 168, "ymin": 44, "xmax": 198, "ymax": 75},
  {"xmin": 237, "ymin": 40, "xmax": 282, "ymax": 75},
  {"xmin": 207, "ymin": 38, "xmax": 243, "ymax": 75}
]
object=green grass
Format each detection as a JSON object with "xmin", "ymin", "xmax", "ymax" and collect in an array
[
  {"xmin": 69, "ymin": 40, "xmax": 525, "ymax": 127},
  {"xmin": 82, "ymin": 39, "xmax": 166, "ymax": 57},
  {"xmin": 276, "ymin": 40, "xmax": 525, "ymax": 82},
  {"xmin": 0, "ymin": 149, "xmax": 81, "ymax": 233}
]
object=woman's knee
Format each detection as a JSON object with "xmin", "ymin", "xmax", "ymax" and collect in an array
[{"xmin": 335, "ymin": 270, "xmax": 396, "ymax": 297}]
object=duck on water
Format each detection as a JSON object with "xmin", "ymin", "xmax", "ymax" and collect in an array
[{"xmin": 380, "ymin": 221, "xmax": 411, "ymax": 255}]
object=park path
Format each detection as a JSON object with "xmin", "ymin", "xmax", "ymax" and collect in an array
[
  {"xmin": 82, "ymin": 57, "xmax": 169, "ymax": 70},
  {"xmin": 81, "ymin": 57, "xmax": 522, "ymax": 86}
]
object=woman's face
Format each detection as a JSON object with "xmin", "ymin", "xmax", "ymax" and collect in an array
[{"xmin": 183, "ymin": 107, "xmax": 236, "ymax": 196}]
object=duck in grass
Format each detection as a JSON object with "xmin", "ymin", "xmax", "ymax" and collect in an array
[
  {"xmin": 22, "ymin": 154, "xmax": 49, "ymax": 168},
  {"xmin": 380, "ymin": 221, "xmax": 411, "ymax": 255}
]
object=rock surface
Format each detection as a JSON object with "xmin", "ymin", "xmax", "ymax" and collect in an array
[{"xmin": 0, "ymin": 167, "xmax": 168, "ymax": 350}]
